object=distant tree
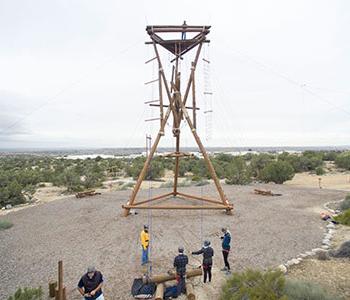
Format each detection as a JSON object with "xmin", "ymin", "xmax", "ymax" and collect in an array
[
  {"xmin": 335, "ymin": 151, "xmax": 350, "ymax": 170},
  {"xmin": 260, "ymin": 161, "xmax": 295, "ymax": 184},
  {"xmin": 250, "ymin": 153, "xmax": 274, "ymax": 177},
  {"xmin": 225, "ymin": 157, "xmax": 252, "ymax": 185}
]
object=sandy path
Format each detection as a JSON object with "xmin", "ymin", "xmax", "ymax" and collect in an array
[{"xmin": 0, "ymin": 184, "xmax": 346, "ymax": 299}]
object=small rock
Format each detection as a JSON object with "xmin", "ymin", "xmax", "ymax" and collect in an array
[
  {"xmin": 326, "ymin": 223, "xmax": 335, "ymax": 229},
  {"xmin": 322, "ymin": 245, "xmax": 330, "ymax": 250},
  {"xmin": 298, "ymin": 253, "xmax": 308, "ymax": 258},
  {"xmin": 322, "ymin": 239, "xmax": 330, "ymax": 245},
  {"xmin": 312, "ymin": 248, "xmax": 324, "ymax": 254},
  {"xmin": 324, "ymin": 234, "xmax": 332, "ymax": 240},
  {"xmin": 5, "ymin": 204, "xmax": 12, "ymax": 209},
  {"xmin": 316, "ymin": 250, "xmax": 330, "ymax": 260},
  {"xmin": 328, "ymin": 229, "xmax": 334, "ymax": 234},
  {"xmin": 277, "ymin": 264, "xmax": 287, "ymax": 274},
  {"xmin": 305, "ymin": 251, "xmax": 314, "ymax": 256}
]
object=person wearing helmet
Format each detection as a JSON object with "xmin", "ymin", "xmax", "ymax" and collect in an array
[
  {"xmin": 192, "ymin": 240, "xmax": 214, "ymax": 283},
  {"xmin": 140, "ymin": 225, "xmax": 150, "ymax": 265},
  {"xmin": 173, "ymin": 246, "xmax": 188, "ymax": 296}
]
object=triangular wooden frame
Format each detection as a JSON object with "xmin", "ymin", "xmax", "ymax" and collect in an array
[{"xmin": 122, "ymin": 24, "xmax": 233, "ymax": 216}]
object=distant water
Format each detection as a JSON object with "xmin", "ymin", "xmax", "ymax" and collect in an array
[{"xmin": 0, "ymin": 146, "xmax": 349, "ymax": 157}]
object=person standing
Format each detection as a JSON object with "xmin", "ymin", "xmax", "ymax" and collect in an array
[
  {"xmin": 220, "ymin": 227, "xmax": 231, "ymax": 274},
  {"xmin": 140, "ymin": 225, "xmax": 150, "ymax": 265},
  {"xmin": 77, "ymin": 266, "xmax": 104, "ymax": 300},
  {"xmin": 192, "ymin": 240, "xmax": 214, "ymax": 283},
  {"xmin": 173, "ymin": 246, "xmax": 188, "ymax": 296}
]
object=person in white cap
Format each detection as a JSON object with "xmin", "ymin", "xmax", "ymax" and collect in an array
[{"xmin": 77, "ymin": 266, "xmax": 104, "ymax": 300}]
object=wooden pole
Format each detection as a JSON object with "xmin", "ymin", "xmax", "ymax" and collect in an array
[
  {"xmin": 186, "ymin": 282, "xmax": 196, "ymax": 300},
  {"xmin": 149, "ymin": 268, "xmax": 202, "ymax": 284},
  {"xmin": 58, "ymin": 261, "xmax": 63, "ymax": 300},
  {"xmin": 49, "ymin": 281, "xmax": 57, "ymax": 298},
  {"xmin": 155, "ymin": 283, "xmax": 165, "ymax": 300},
  {"xmin": 192, "ymin": 62, "xmax": 196, "ymax": 129},
  {"xmin": 173, "ymin": 134, "xmax": 180, "ymax": 195}
]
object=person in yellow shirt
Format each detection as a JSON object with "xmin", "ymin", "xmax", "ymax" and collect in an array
[{"xmin": 140, "ymin": 225, "xmax": 150, "ymax": 265}]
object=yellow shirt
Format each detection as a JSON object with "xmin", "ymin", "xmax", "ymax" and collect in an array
[{"xmin": 140, "ymin": 230, "xmax": 150, "ymax": 250}]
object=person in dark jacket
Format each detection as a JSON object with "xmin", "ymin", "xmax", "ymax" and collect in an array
[
  {"xmin": 78, "ymin": 266, "xmax": 104, "ymax": 300},
  {"xmin": 192, "ymin": 240, "xmax": 214, "ymax": 283},
  {"xmin": 173, "ymin": 246, "xmax": 188, "ymax": 297},
  {"xmin": 220, "ymin": 227, "xmax": 231, "ymax": 274}
]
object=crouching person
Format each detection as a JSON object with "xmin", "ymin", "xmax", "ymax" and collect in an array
[{"xmin": 78, "ymin": 266, "xmax": 104, "ymax": 300}]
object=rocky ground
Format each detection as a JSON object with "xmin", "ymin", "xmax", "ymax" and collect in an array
[
  {"xmin": 0, "ymin": 183, "xmax": 347, "ymax": 299},
  {"xmin": 286, "ymin": 225, "xmax": 350, "ymax": 299}
]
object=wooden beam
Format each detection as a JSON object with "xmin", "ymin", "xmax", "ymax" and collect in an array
[
  {"xmin": 58, "ymin": 261, "xmax": 63, "ymax": 300},
  {"xmin": 131, "ymin": 192, "xmax": 174, "ymax": 206},
  {"xmin": 186, "ymin": 282, "xmax": 196, "ymax": 300},
  {"xmin": 123, "ymin": 204, "xmax": 229, "ymax": 210},
  {"xmin": 148, "ymin": 269, "xmax": 202, "ymax": 284},
  {"xmin": 177, "ymin": 192, "xmax": 225, "ymax": 205},
  {"xmin": 155, "ymin": 283, "xmax": 165, "ymax": 300}
]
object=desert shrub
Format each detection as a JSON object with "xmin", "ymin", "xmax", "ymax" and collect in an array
[
  {"xmin": 7, "ymin": 287, "xmax": 43, "ymax": 300},
  {"xmin": 0, "ymin": 219, "xmax": 13, "ymax": 231},
  {"xmin": 225, "ymin": 157, "xmax": 252, "ymax": 185},
  {"xmin": 120, "ymin": 182, "xmax": 135, "ymax": 190},
  {"xmin": 220, "ymin": 269, "xmax": 287, "ymax": 300},
  {"xmin": 195, "ymin": 179, "xmax": 209, "ymax": 186},
  {"xmin": 160, "ymin": 181, "xmax": 173, "ymax": 188},
  {"xmin": 335, "ymin": 151, "xmax": 350, "ymax": 170},
  {"xmin": 259, "ymin": 161, "xmax": 295, "ymax": 184},
  {"xmin": 329, "ymin": 240, "xmax": 350, "ymax": 258},
  {"xmin": 333, "ymin": 208, "xmax": 350, "ymax": 226},
  {"xmin": 250, "ymin": 153, "xmax": 274, "ymax": 177},
  {"xmin": 340, "ymin": 194, "xmax": 350, "ymax": 211},
  {"xmin": 284, "ymin": 279, "xmax": 341, "ymax": 300},
  {"xmin": 315, "ymin": 166, "xmax": 325, "ymax": 175},
  {"xmin": 191, "ymin": 174, "xmax": 203, "ymax": 182}
]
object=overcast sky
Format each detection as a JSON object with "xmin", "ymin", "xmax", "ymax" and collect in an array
[{"xmin": 0, "ymin": 0, "xmax": 349, "ymax": 149}]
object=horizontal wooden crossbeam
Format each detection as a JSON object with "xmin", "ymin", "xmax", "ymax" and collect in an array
[{"xmin": 122, "ymin": 204, "xmax": 229, "ymax": 210}]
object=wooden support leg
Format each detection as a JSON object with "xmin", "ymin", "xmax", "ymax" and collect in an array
[{"xmin": 173, "ymin": 134, "xmax": 180, "ymax": 195}]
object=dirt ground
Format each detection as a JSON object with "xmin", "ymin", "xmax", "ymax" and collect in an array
[
  {"xmin": 0, "ymin": 183, "xmax": 347, "ymax": 299},
  {"xmin": 286, "ymin": 172, "xmax": 350, "ymax": 191},
  {"xmin": 287, "ymin": 225, "xmax": 350, "ymax": 299}
]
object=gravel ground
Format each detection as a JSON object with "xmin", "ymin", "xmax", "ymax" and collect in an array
[{"xmin": 0, "ymin": 183, "xmax": 346, "ymax": 299}]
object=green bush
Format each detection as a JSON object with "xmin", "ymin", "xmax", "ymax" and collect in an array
[
  {"xmin": 0, "ymin": 219, "xmax": 13, "ymax": 231},
  {"xmin": 333, "ymin": 208, "xmax": 350, "ymax": 226},
  {"xmin": 220, "ymin": 269, "xmax": 287, "ymax": 300},
  {"xmin": 195, "ymin": 179, "xmax": 209, "ymax": 186},
  {"xmin": 259, "ymin": 161, "xmax": 295, "ymax": 184},
  {"xmin": 335, "ymin": 151, "xmax": 350, "ymax": 170},
  {"xmin": 315, "ymin": 166, "xmax": 325, "ymax": 175},
  {"xmin": 284, "ymin": 279, "xmax": 341, "ymax": 300},
  {"xmin": 7, "ymin": 287, "xmax": 43, "ymax": 300},
  {"xmin": 250, "ymin": 154, "xmax": 274, "ymax": 177},
  {"xmin": 340, "ymin": 194, "xmax": 350, "ymax": 211},
  {"xmin": 225, "ymin": 157, "xmax": 252, "ymax": 185}
]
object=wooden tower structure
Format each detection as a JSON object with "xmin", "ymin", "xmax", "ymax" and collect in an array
[{"xmin": 123, "ymin": 23, "xmax": 233, "ymax": 216}]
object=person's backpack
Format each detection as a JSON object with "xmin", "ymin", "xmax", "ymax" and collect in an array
[{"xmin": 131, "ymin": 278, "xmax": 156, "ymax": 299}]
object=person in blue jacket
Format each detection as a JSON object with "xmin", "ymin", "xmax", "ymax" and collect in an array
[{"xmin": 220, "ymin": 227, "xmax": 231, "ymax": 273}]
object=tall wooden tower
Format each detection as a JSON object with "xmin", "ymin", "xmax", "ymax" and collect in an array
[{"xmin": 123, "ymin": 24, "xmax": 233, "ymax": 216}]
